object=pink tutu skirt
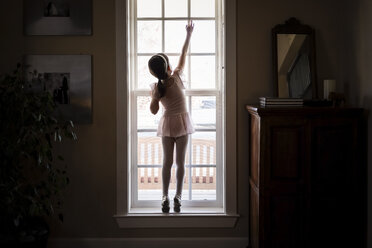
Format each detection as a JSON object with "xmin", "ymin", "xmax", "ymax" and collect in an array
[{"xmin": 157, "ymin": 112, "xmax": 195, "ymax": 137}]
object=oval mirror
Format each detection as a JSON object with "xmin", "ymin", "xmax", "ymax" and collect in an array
[{"xmin": 272, "ymin": 18, "xmax": 317, "ymax": 99}]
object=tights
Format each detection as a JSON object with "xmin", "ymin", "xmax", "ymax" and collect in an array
[{"xmin": 161, "ymin": 135, "xmax": 189, "ymax": 198}]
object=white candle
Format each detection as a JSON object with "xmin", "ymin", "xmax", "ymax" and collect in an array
[{"xmin": 323, "ymin": 79, "xmax": 336, "ymax": 99}]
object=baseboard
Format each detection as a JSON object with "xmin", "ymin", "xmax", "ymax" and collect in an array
[{"xmin": 48, "ymin": 237, "xmax": 249, "ymax": 248}]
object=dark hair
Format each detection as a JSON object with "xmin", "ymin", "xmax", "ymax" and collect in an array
[{"xmin": 148, "ymin": 53, "xmax": 169, "ymax": 98}]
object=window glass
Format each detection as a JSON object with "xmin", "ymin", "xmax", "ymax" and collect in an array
[
  {"xmin": 190, "ymin": 56, "xmax": 215, "ymax": 89},
  {"xmin": 137, "ymin": 21, "xmax": 162, "ymax": 53},
  {"xmin": 138, "ymin": 166, "xmax": 191, "ymax": 200},
  {"xmin": 137, "ymin": 0, "xmax": 162, "ymax": 17},
  {"xmin": 137, "ymin": 56, "xmax": 156, "ymax": 89},
  {"xmin": 191, "ymin": 0, "xmax": 215, "ymax": 17},
  {"xmin": 137, "ymin": 131, "xmax": 190, "ymax": 201},
  {"xmin": 168, "ymin": 55, "xmax": 190, "ymax": 85},
  {"xmin": 165, "ymin": 0, "xmax": 188, "ymax": 17},
  {"xmin": 165, "ymin": 20, "xmax": 188, "ymax": 53},
  {"xmin": 191, "ymin": 131, "xmax": 216, "ymax": 200},
  {"xmin": 137, "ymin": 96, "xmax": 163, "ymax": 130},
  {"xmin": 191, "ymin": 96, "xmax": 216, "ymax": 129},
  {"xmin": 191, "ymin": 20, "xmax": 215, "ymax": 53}
]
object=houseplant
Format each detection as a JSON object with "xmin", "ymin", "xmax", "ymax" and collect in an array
[{"xmin": 0, "ymin": 64, "xmax": 76, "ymax": 247}]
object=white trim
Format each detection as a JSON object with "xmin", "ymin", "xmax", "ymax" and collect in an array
[
  {"xmin": 115, "ymin": 0, "xmax": 237, "ymax": 226},
  {"xmin": 115, "ymin": 213, "xmax": 239, "ymax": 228},
  {"xmin": 49, "ymin": 237, "xmax": 249, "ymax": 248},
  {"xmin": 128, "ymin": 0, "xmax": 224, "ymax": 209}
]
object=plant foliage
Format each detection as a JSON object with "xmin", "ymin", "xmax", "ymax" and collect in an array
[{"xmin": 0, "ymin": 64, "xmax": 76, "ymax": 226}]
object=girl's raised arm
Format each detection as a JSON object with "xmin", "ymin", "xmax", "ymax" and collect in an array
[{"xmin": 175, "ymin": 20, "xmax": 194, "ymax": 74}]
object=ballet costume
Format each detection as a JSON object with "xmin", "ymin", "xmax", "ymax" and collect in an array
[{"xmin": 150, "ymin": 71, "xmax": 194, "ymax": 212}]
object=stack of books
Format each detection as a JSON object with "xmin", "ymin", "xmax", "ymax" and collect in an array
[{"xmin": 259, "ymin": 97, "xmax": 303, "ymax": 107}]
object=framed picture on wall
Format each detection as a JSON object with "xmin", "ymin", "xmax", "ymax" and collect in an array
[
  {"xmin": 24, "ymin": 55, "xmax": 92, "ymax": 124},
  {"xmin": 23, "ymin": 0, "xmax": 92, "ymax": 35}
]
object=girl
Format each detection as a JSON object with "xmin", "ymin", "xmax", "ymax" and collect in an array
[{"xmin": 148, "ymin": 20, "xmax": 194, "ymax": 213}]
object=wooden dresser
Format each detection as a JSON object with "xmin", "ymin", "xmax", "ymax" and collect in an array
[{"xmin": 246, "ymin": 105, "xmax": 367, "ymax": 248}]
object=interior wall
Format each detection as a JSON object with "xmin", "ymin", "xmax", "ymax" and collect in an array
[
  {"xmin": 0, "ymin": 0, "xmax": 348, "ymax": 239},
  {"xmin": 342, "ymin": 0, "xmax": 372, "ymax": 246},
  {"xmin": 236, "ymin": 0, "xmax": 345, "ymax": 241}
]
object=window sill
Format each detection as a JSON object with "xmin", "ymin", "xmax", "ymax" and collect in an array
[{"xmin": 114, "ymin": 208, "xmax": 239, "ymax": 228}]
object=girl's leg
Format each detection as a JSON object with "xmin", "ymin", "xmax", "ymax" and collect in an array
[
  {"xmin": 161, "ymin": 136, "xmax": 175, "ymax": 197},
  {"xmin": 174, "ymin": 135, "xmax": 189, "ymax": 197}
]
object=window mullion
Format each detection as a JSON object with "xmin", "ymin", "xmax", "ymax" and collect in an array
[
  {"xmin": 137, "ymin": 17, "xmax": 215, "ymax": 21},
  {"xmin": 131, "ymin": 95, "xmax": 139, "ymax": 208},
  {"xmin": 184, "ymin": 90, "xmax": 219, "ymax": 96},
  {"xmin": 162, "ymin": 0, "xmax": 165, "ymax": 53},
  {"xmin": 131, "ymin": 0, "xmax": 139, "ymax": 209},
  {"xmin": 215, "ymin": 0, "xmax": 218, "ymax": 90},
  {"xmin": 188, "ymin": 95, "xmax": 192, "ymax": 200},
  {"xmin": 133, "ymin": 0, "xmax": 138, "ymax": 91},
  {"xmin": 187, "ymin": 0, "xmax": 191, "ymax": 89}
]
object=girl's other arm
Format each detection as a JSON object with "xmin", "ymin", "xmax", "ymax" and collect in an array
[
  {"xmin": 175, "ymin": 20, "xmax": 194, "ymax": 74},
  {"xmin": 150, "ymin": 99, "xmax": 159, "ymax": 115},
  {"xmin": 150, "ymin": 83, "xmax": 161, "ymax": 115}
]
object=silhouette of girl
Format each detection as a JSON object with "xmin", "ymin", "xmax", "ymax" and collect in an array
[{"xmin": 149, "ymin": 20, "xmax": 195, "ymax": 213}]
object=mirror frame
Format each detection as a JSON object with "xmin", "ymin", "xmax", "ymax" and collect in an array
[{"xmin": 272, "ymin": 17, "xmax": 318, "ymax": 99}]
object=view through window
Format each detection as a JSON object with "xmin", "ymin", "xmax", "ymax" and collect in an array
[{"xmin": 128, "ymin": 0, "xmax": 224, "ymax": 208}]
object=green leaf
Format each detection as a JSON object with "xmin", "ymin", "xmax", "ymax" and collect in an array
[{"xmin": 0, "ymin": 63, "xmax": 73, "ymax": 223}]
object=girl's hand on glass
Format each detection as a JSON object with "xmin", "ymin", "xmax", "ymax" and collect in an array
[{"xmin": 186, "ymin": 20, "xmax": 194, "ymax": 35}]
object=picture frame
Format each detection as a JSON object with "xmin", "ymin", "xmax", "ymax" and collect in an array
[
  {"xmin": 24, "ymin": 55, "xmax": 92, "ymax": 124},
  {"xmin": 23, "ymin": 0, "xmax": 92, "ymax": 35}
]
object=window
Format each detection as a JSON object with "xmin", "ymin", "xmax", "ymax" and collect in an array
[{"xmin": 127, "ymin": 0, "xmax": 224, "ymax": 210}]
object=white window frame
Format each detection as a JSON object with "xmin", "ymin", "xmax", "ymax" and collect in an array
[
  {"xmin": 128, "ymin": 0, "xmax": 223, "ymax": 210},
  {"xmin": 114, "ymin": 0, "xmax": 237, "ymax": 228}
]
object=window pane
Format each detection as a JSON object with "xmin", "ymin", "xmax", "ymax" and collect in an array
[
  {"xmin": 137, "ymin": 132, "xmax": 161, "ymax": 200},
  {"xmin": 138, "ymin": 168, "xmax": 191, "ymax": 200},
  {"xmin": 137, "ymin": 96, "xmax": 163, "ymax": 130},
  {"xmin": 165, "ymin": 0, "xmax": 187, "ymax": 17},
  {"xmin": 191, "ymin": 20, "xmax": 215, "ymax": 53},
  {"xmin": 190, "ymin": 56, "xmax": 215, "ymax": 89},
  {"xmin": 138, "ymin": 21, "xmax": 162, "ymax": 53},
  {"xmin": 137, "ymin": 132, "xmax": 190, "ymax": 201},
  {"xmin": 137, "ymin": 132, "xmax": 162, "ymax": 165},
  {"xmin": 165, "ymin": 20, "xmax": 187, "ymax": 53},
  {"xmin": 191, "ymin": 0, "xmax": 215, "ymax": 17},
  {"xmin": 137, "ymin": 0, "xmax": 161, "ymax": 18},
  {"xmin": 138, "ymin": 55, "xmax": 156, "ymax": 89},
  {"xmin": 191, "ymin": 96, "xmax": 216, "ymax": 129},
  {"xmin": 191, "ymin": 131, "xmax": 216, "ymax": 200},
  {"xmin": 168, "ymin": 55, "xmax": 190, "ymax": 86}
]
